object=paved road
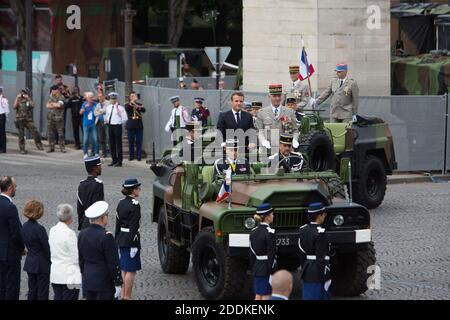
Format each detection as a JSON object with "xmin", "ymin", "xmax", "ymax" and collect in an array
[{"xmin": 0, "ymin": 143, "xmax": 449, "ymax": 300}]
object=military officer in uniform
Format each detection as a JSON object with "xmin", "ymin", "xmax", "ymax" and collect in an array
[
  {"xmin": 269, "ymin": 132, "xmax": 304, "ymax": 173},
  {"xmin": 78, "ymin": 201, "xmax": 123, "ymax": 300},
  {"xmin": 250, "ymin": 102, "xmax": 262, "ymax": 127},
  {"xmin": 77, "ymin": 156, "xmax": 104, "ymax": 230},
  {"xmin": 255, "ymin": 84, "xmax": 299, "ymax": 150},
  {"xmin": 284, "ymin": 65, "xmax": 310, "ymax": 109},
  {"xmin": 298, "ymin": 202, "xmax": 331, "ymax": 300},
  {"xmin": 250, "ymin": 203, "xmax": 276, "ymax": 300},
  {"xmin": 191, "ymin": 97, "xmax": 210, "ymax": 127},
  {"xmin": 314, "ymin": 63, "xmax": 359, "ymax": 123},
  {"xmin": 165, "ymin": 96, "xmax": 190, "ymax": 146},
  {"xmin": 13, "ymin": 89, "xmax": 43, "ymax": 154},
  {"xmin": 285, "ymin": 94, "xmax": 305, "ymax": 128},
  {"xmin": 214, "ymin": 138, "xmax": 250, "ymax": 177},
  {"xmin": 46, "ymin": 85, "xmax": 66, "ymax": 153}
]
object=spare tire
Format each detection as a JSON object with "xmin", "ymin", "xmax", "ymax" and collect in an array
[{"xmin": 299, "ymin": 130, "xmax": 335, "ymax": 171}]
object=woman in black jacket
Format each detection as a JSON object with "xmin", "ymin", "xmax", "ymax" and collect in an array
[
  {"xmin": 115, "ymin": 178, "xmax": 142, "ymax": 300},
  {"xmin": 249, "ymin": 203, "xmax": 276, "ymax": 300},
  {"xmin": 21, "ymin": 200, "xmax": 51, "ymax": 300}
]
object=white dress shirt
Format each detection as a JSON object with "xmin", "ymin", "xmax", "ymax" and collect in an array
[
  {"xmin": 271, "ymin": 105, "xmax": 281, "ymax": 117},
  {"xmin": 233, "ymin": 110, "xmax": 242, "ymax": 124},
  {"xmin": 0, "ymin": 95, "xmax": 9, "ymax": 115},
  {"xmin": 105, "ymin": 102, "xmax": 128, "ymax": 125},
  {"xmin": 48, "ymin": 222, "xmax": 82, "ymax": 285},
  {"xmin": 165, "ymin": 106, "xmax": 189, "ymax": 132}
]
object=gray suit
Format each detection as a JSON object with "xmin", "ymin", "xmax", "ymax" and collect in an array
[
  {"xmin": 317, "ymin": 77, "xmax": 359, "ymax": 122},
  {"xmin": 284, "ymin": 80, "xmax": 311, "ymax": 109},
  {"xmin": 255, "ymin": 105, "xmax": 299, "ymax": 144}
]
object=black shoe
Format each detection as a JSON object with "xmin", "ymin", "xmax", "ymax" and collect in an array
[
  {"xmin": 75, "ymin": 145, "xmax": 82, "ymax": 150},
  {"xmin": 114, "ymin": 163, "xmax": 122, "ymax": 167},
  {"xmin": 108, "ymin": 162, "xmax": 116, "ymax": 167},
  {"xmin": 129, "ymin": 158, "xmax": 134, "ymax": 161}
]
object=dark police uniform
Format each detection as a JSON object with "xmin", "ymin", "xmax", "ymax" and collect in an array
[
  {"xmin": 66, "ymin": 93, "xmax": 83, "ymax": 149},
  {"xmin": 191, "ymin": 98, "xmax": 210, "ymax": 127},
  {"xmin": 77, "ymin": 156, "xmax": 104, "ymax": 230},
  {"xmin": 268, "ymin": 133, "xmax": 304, "ymax": 173},
  {"xmin": 298, "ymin": 203, "xmax": 331, "ymax": 300},
  {"xmin": 115, "ymin": 193, "xmax": 142, "ymax": 272},
  {"xmin": 249, "ymin": 204, "xmax": 277, "ymax": 296},
  {"xmin": 214, "ymin": 158, "xmax": 250, "ymax": 176},
  {"xmin": 78, "ymin": 224, "xmax": 122, "ymax": 300}
]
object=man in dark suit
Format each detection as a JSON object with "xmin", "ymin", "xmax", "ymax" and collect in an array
[
  {"xmin": 269, "ymin": 270, "xmax": 293, "ymax": 301},
  {"xmin": 217, "ymin": 92, "xmax": 256, "ymax": 148},
  {"xmin": 0, "ymin": 176, "xmax": 25, "ymax": 300}
]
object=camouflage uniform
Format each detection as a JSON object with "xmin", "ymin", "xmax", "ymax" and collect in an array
[
  {"xmin": 14, "ymin": 96, "xmax": 42, "ymax": 153},
  {"xmin": 46, "ymin": 94, "xmax": 66, "ymax": 152}
]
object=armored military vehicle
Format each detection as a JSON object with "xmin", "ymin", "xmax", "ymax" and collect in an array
[{"xmin": 150, "ymin": 155, "xmax": 376, "ymax": 299}]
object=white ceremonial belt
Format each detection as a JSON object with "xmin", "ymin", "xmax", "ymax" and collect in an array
[
  {"xmin": 254, "ymin": 255, "xmax": 268, "ymax": 260},
  {"xmin": 120, "ymin": 227, "xmax": 130, "ymax": 233},
  {"xmin": 306, "ymin": 255, "xmax": 330, "ymax": 261}
]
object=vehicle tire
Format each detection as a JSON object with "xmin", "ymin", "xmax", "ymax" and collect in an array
[
  {"xmin": 331, "ymin": 242, "xmax": 376, "ymax": 297},
  {"xmin": 157, "ymin": 206, "xmax": 190, "ymax": 274},
  {"xmin": 299, "ymin": 130, "xmax": 335, "ymax": 171},
  {"xmin": 192, "ymin": 227, "xmax": 248, "ymax": 299},
  {"xmin": 352, "ymin": 155, "xmax": 386, "ymax": 209}
]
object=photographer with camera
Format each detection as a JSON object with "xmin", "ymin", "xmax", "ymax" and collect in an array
[
  {"xmin": 125, "ymin": 91, "xmax": 146, "ymax": 162},
  {"xmin": 13, "ymin": 89, "xmax": 43, "ymax": 154}
]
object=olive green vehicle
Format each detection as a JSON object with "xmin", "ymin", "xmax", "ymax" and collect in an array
[
  {"xmin": 150, "ymin": 151, "xmax": 376, "ymax": 299},
  {"xmin": 298, "ymin": 113, "xmax": 397, "ymax": 209}
]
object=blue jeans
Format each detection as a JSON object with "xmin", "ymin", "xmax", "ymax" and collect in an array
[
  {"xmin": 127, "ymin": 128, "xmax": 143, "ymax": 160},
  {"xmin": 83, "ymin": 124, "xmax": 98, "ymax": 155}
]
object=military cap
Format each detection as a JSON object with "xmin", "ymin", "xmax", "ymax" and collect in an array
[
  {"xmin": 84, "ymin": 155, "xmax": 101, "ymax": 170},
  {"xmin": 85, "ymin": 201, "xmax": 109, "ymax": 219},
  {"xmin": 269, "ymin": 84, "xmax": 283, "ymax": 95},
  {"xmin": 280, "ymin": 132, "xmax": 294, "ymax": 145},
  {"xmin": 256, "ymin": 203, "xmax": 273, "ymax": 217},
  {"xmin": 169, "ymin": 96, "xmax": 180, "ymax": 103},
  {"xmin": 336, "ymin": 63, "xmax": 348, "ymax": 71},
  {"xmin": 285, "ymin": 93, "xmax": 297, "ymax": 104},
  {"xmin": 307, "ymin": 202, "xmax": 326, "ymax": 215},
  {"xmin": 109, "ymin": 92, "xmax": 119, "ymax": 99},
  {"xmin": 50, "ymin": 85, "xmax": 60, "ymax": 91},
  {"xmin": 289, "ymin": 65, "xmax": 300, "ymax": 73},
  {"xmin": 179, "ymin": 77, "xmax": 185, "ymax": 82},
  {"xmin": 185, "ymin": 120, "xmax": 201, "ymax": 131},
  {"xmin": 194, "ymin": 97, "xmax": 204, "ymax": 104},
  {"xmin": 122, "ymin": 177, "xmax": 141, "ymax": 188},
  {"xmin": 21, "ymin": 88, "xmax": 31, "ymax": 95},
  {"xmin": 225, "ymin": 137, "xmax": 239, "ymax": 149},
  {"xmin": 252, "ymin": 102, "xmax": 263, "ymax": 109}
]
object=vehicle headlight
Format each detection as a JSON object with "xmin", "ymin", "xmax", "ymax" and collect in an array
[
  {"xmin": 244, "ymin": 217, "xmax": 256, "ymax": 230},
  {"xmin": 333, "ymin": 214, "xmax": 344, "ymax": 226}
]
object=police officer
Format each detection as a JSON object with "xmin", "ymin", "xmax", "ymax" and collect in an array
[
  {"xmin": 191, "ymin": 97, "xmax": 210, "ymax": 127},
  {"xmin": 46, "ymin": 85, "xmax": 66, "ymax": 153},
  {"xmin": 78, "ymin": 201, "xmax": 123, "ymax": 300},
  {"xmin": 214, "ymin": 138, "xmax": 250, "ymax": 177},
  {"xmin": 115, "ymin": 178, "xmax": 142, "ymax": 300},
  {"xmin": 284, "ymin": 65, "xmax": 310, "ymax": 109},
  {"xmin": 298, "ymin": 202, "xmax": 331, "ymax": 300},
  {"xmin": 250, "ymin": 203, "xmax": 276, "ymax": 300},
  {"xmin": 13, "ymin": 89, "xmax": 43, "ymax": 154},
  {"xmin": 77, "ymin": 156, "xmax": 104, "ymax": 230},
  {"xmin": 269, "ymin": 132, "xmax": 304, "ymax": 173},
  {"xmin": 285, "ymin": 94, "xmax": 305, "ymax": 128},
  {"xmin": 314, "ymin": 63, "xmax": 359, "ymax": 123},
  {"xmin": 66, "ymin": 86, "xmax": 83, "ymax": 150}
]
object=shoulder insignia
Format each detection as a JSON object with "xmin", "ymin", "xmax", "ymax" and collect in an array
[
  {"xmin": 132, "ymin": 199, "xmax": 139, "ymax": 205},
  {"xmin": 299, "ymin": 224, "xmax": 308, "ymax": 230},
  {"xmin": 267, "ymin": 226, "xmax": 275, "ymax": 234},
  {"xmin": 94, "ymin": 178, "xmax": 103, "ymax": 184},
  {"xmin": 317, "ymin": 227, "xmax": 326, "ymax": 233},
  {"xmin": 106, "ymin": 231, "xmax": 113, "ymax": 235}
]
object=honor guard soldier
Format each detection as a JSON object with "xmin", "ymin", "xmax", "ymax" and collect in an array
[
  {"xmin": 285, "ymin": 94, "xmax": 305, "ymax": 128},
  {"xmin": 284, "ymin": 65, "xmax": 310, "ymax": 109},
  {"xmin": 255, "ymin": 84, "xmax": 299, "ymax": 150},
  {"xmin": 298, "ymin": 202, "xmax": 331, "ymax": 300},
  {"xmin": 78, "ymin": 201, "xmax": 123, "ymax": 300},
  {"xmin": 214, "ymin": 138, "xmax": 250, "ymax": 177},
  {"xmin": 269, "ymin": 132, "xmax": 304, "ymax": 173},
  {"xmin": 105, "ymin": 92, "xmax": 128, "ymax": 167},
  {"xmin": 314, "ymin": 63, "xmax": 359, "ymax": 123},
  {"xmin": 165, "ymin": 96, "xmax": 190, "ymax": 146},
  {"xmin": 13, "ymin": 88, "xmax": 43, "ymax": 154},
  {"xmin": 77, "ymin": 156, "xmax": 104, "ymax": 230},
  {"xmin": 191, "ymin": 97, "xmax": 210, "ymax": 127},
  {"xmin": 250, "ymin": 203, "xmax": 277, "ymax": 300},
  {"xmin": 46, "ymin": 85, "xmax": 66, "ymax": 153}
]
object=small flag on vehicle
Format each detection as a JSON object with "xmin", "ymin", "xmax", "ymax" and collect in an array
[{"xmin": 216, "ymin": 166, "xmax": 232, "ymax": 203}]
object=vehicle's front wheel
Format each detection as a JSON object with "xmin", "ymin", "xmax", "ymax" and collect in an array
[
  {"xmin": 192, "ymin": 227, "xmax": 248, "ymax": 299},
  {"xmin": 331, "ymin": 242, "xmax": 376, "ymax": 296},
  {"xmin": 157, "ymin": 206, "xmax": 190, "ymax": 274},
  {"xmin": 352, "ymin": 155, "xmax": 386, "ymax": 209}
]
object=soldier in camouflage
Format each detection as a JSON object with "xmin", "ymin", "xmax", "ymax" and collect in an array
[
  {"xmin": 13, "ymin": 89, "xmax": 43, "ymax": 154},
  {"xmin": 46, "ymin": 85, "xmax": 66, "ymax": 153}
]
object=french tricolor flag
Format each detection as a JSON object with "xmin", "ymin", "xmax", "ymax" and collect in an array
[
  {"xmin": 216, "ymin": 166, "xmax": 232, "ymax": 203},
  {"xmin": 299, "ymin": 47, "xmax": 315, "ymax": 81}
]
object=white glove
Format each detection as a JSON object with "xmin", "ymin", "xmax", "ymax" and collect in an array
[
  {"xmin": 324, "ymin": 280, "xmax": 332, "ymax": 292},
  {"xmin": 192, "ymin": 115, "xmax": 199, "ymax": 121},
  {"xmin": 292, "ymin": 139, "xmax": 299, "ymax": 149},
  {"xmin": 269, "ymin": 275, "xmax": 273, "ymax": 286},
  {"xmin": 114, "ymin": 286, "xmax": 122, "ymax": 299},
  {"xmin": 130, "ymin": 247, "xmax": 138, "ymax": 259},
  {"xmin": 309, "ymin": 97, "xmax": 316, "ymax": 107},
  {"xmin": 261, "ymin": 140, "xmax": 271, "ymax": 149},
  {"xmin": 220, "ymin": 142, "xmax": 226, "ymax": 147}
]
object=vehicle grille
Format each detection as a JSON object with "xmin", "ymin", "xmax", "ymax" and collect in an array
[{"xmin": 272, "ymin": 209, "xmax": 306, "ymax": 228}]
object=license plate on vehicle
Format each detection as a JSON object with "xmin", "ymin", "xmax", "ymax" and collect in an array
[{"xmin": 276, "ymin": 236, "xmax": 293, "ymax": 246}]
